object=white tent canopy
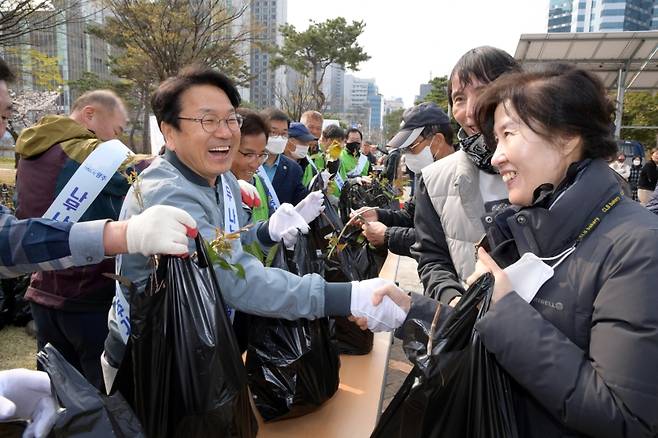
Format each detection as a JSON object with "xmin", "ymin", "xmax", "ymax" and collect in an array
[{"xmin": 514, "ymin": 31, "xmax": 658, "ymax": 137}]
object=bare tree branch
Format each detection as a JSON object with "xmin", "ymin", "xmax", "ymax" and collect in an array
[
  {"xmin": 95, "ymin": 0, "xmax": 255, "ymax": 82},
  {"xmin": 275, "ymin": 72, "xmax": 316, "ymax": 121},
  {"xmin": 0, "ymin": 0, "xmax": 98, "ymax": 47}
]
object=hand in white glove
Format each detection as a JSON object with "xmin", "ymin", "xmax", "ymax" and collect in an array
[
  {"xmin": 294, "ymin": 191, "xmax": 325, "ymax": 224},
  {"xmin": 126, "ymin": 205, "xmax": 198, "ymax": 256},
  {"xmin": 353, "ymin": 175, "xmax": 372, "ymax": 185},
  {"xmin": 269, "ymin": 203, "xmax": 310, "ymax": 248},
  {"xmin": 0, "ymin": 369, "xmax": 57, "ymax": 438},
  {"xmin": 350, "ymin": 278, "xmax": 408, "ymax": 332}
]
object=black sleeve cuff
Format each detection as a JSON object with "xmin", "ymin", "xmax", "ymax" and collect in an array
[
  {"xmin": 323, "ymin": 282, "xmax": 352, "ymax": 316},
  {"xmin": 375, "ymin": 207, "xmax": 390, "ymax": 225},
  {"xmin": 257, "ymin": 220, "xmax": 276, "ymax": 246},
  {"xmin": 383, "ymin": 226, "xmax": 391, "ymax": 247},
  {"xmin": 438, "ymin": 287, "xmax": 462, "ymax": 306}
]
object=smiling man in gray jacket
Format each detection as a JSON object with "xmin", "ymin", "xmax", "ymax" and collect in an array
[{"xmin": 103, "ymin": 66, "xmax": 405, "ymax": 387}]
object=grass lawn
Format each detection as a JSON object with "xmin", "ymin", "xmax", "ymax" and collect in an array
[
  {"xmin": 0, "ymin": 168, "xmax": 15, "ymax": 185},
  {"xmin": 0, "ymin": 157, "xmax": 15, "ymax": 169},
  {"xmin": 0, "ymin": 325, "xmax": 37, "ymax": 370}
]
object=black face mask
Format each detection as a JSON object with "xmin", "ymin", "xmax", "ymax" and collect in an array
[
  {"xmin": 346, "ymin": 141, "xmax": 360, "ymax": 155},
  {"xmin": 459, "ymin": 132, "xmax": 498, "ymax": 174}
]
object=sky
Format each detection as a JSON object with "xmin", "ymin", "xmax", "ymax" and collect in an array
[{"xmin": 286, "ymin": 0, "xmax": 549, "ymax": 107}]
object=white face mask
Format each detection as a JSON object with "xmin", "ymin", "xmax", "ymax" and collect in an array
[
  {"xmin": 503, "ymin": 247, "xmax": 574, "ymax": 303},
  {"xmin": 292, "ymin": 145, "xmax": 309, "ymax": 159},
  {"xmin": 404, "ymin": 144, "xmax": 434, "ymax": 173},
  {"xmin": 266, "ymin": 135, "xmax": 288, "ymax": 155}
]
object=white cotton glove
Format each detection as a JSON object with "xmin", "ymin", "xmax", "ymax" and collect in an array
[
  {"xmin": 269, "ymin": 203, "xmax": 310, "ymax": 248},
  {"xmin": 0, "ymin": 369, "xmax": 57, "ymax": 438},
  {"xmin": 126, "ymin": 205, "xmax": 198, "ymax": 256},
  {"xmin": 350, "ymin": 278, "xmax": 408, "ymax": 332},
  {"xmin": 352, "ymin": 175, "xmax": 372, "ymax": 185},
  {"xmin": 294, "ymin": 191, "xmax": 325, "ymax": 224}
]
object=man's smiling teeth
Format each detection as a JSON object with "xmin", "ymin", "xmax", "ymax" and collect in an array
[
  {"xmin": 502, "ymin": 171, "xmax": 518, "ymax": 183},
  {"xmin": 209, "ymin": 146, "xmax": 229, "ymax": 152}
]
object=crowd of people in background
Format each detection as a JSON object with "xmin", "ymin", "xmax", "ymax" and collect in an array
[{"xmin": 0, "ymin": 42, "xmax": 657, "ymax": 438}]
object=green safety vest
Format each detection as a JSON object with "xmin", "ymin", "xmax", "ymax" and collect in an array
[
  {"xmin": 302, "ymin": 153, "xmax": 326, "ymax": 187},
  {"xmin": 338, "ymin": 149, "xmax": 370, "ymax": 179},
  {"xmin": 251, "ymin": 174, "xmax": 271, "ymax": 222}
]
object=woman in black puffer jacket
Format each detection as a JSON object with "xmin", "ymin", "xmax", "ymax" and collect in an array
[{"xmin": 375, "ymin": 63, "xmax": 658, "ymax": 438}]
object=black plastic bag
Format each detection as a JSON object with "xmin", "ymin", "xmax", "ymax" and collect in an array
[
  {"xmin": 0, "ymin": 275, "xmax": 31, "ymax": 330},
  {"xmin": 308, "ymin": 178, "xmax": 343, "ymax": 253},
  {"xmin": 118, "ymin": 236, "xmax": 257, "ymax": 438},
  {"xmin": 338, "ymin": 179, "xmax": 398, "ymax": 224},
  {"xmin": 36, "ymin": 343, "xmax": 144, "ymax": 437},
  {"xmin": 307, "ymin": 179, "xmax": 385, "ymax": 356},
  {"xmin": 324, "ymin": 229, "xmax": 387, "ymax": 355},
  {"xmin": 372, "ymin": 274, "xmax": 519, "ymax": 438},
  {"xmin": 245, "ymin": 237, "xmax": 340, "ymax": 421}
]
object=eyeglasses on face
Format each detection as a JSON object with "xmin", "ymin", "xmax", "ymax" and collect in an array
[
  {"xmin": 178, "ymin": 113, "xmax": 243, "ymax": 133},
  {"xmin": 404, "ymin": 136, "xmax": 426, "ymax": 153},
  {"xmin": 238, "ymin": 150, "xmax": 269, "ymax": 163}
]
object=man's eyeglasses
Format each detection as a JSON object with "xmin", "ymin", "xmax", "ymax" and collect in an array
[
  {"xmin": 238, "ymin": 150, "xmax": 269, "ymax": 163},
  {"xmin": 178, "ymin": 113, "xmax": 243, "ymax": 134},
  {"xmin": 403, "ymin": 136, "xmax": 426, "ymax": 153}
]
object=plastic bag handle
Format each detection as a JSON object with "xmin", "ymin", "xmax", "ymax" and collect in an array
[{"xmin": 194, "ymin": 235, "xmax": 211, "ymax": 269}]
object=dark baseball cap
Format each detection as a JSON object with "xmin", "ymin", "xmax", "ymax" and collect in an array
[
  {"xmin": 288, "ymin": 122, "xmax": 317, "ymax": 142},
  {"xmin": 388, "ymin": 102, "xmax": 450, "ymax": 150}
]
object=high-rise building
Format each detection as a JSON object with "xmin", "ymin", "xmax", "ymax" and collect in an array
[
  {"xmin": 323, "ymin": 63, "xmax": 345, "ymax": 114},
  {"xmin": 1, "ymin": 0, "xmax": 115, "ymax": 111},
  {"xmin": 367, "ymin": 81, "xmax": 383, "ymax": 133},
  {"xmin": 384, "ymin": 97, "xmax": 405, "ymax": 115},
  {"xmin": 548, "ymin": 0, "xmax": 658, "ymax": 33},
  {"xmin": 249, "ymin": 0, "xmax": 287, "ymax": 108},
  {"xmin": 227, "ymin": 0, "xmax": 252, "ymax": 102},
  {"xmin": 343, "ymin": 74, "xmax": 382, "ymax": 135},
  {"xmin": 344, "ymin": 75, "xmax": 369, "ymax": 110},
  {"xmin": 548, "ymin": 0, "xmax": 574, "ymax": 32},
  {"xmin": 414, "ymin": 82, "xmax": 432, "ymax": 103}
]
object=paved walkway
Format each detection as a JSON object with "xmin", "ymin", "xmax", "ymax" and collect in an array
[{"xmin": 381, "ymin": 254, "xmax": 422, "ymax": 411}]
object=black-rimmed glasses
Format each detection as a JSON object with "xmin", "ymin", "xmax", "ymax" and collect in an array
[
  {"xmin": 238, "ymin": 150, "xmax": 269, "ymax": 163},
  {"xmin": 178, "ymin": 113, "xmax": 243, "ymax": 133}
]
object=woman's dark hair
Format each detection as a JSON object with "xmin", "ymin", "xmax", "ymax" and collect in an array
[
  {"xmin": 238, "ymin": 108, "xmax": 269, "ymax": 141},
  {"xmin": 262, "ymin": 107, "xmax": 290, "ymax": 127},
  {"xmin": 474, "ymin": 62, "xmax": 617, "ymax": 160},
  {"xmin": 346, "ymin": 127, "xmax": 363, "ymax": 141},
  {"xmin": 151, "ymin": 64, "xmax": 241, "ymax": 130},
  {"xmin": 447, "ymin": 46, "xmax": 521, "ymax": 107},
  {"xmin": 322, "ymin": 124, "xmax": 345, "ymax": 141}
]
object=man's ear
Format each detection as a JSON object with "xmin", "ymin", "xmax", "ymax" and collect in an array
[
  {"xmin": 83, "ymin": 105, "xmax": 95, "ymax": 120},
  {"xmin": 160, "ymin": 122, "xmax": 175, "ymax": 151},
  {"xmin": 431, "ymin": 132, "xmax": 446, "ymax": 151}
]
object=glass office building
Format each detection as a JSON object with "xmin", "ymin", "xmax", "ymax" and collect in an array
[{"xmin": 548, "ymin": 0, "xmax": 658, "ymax": 32}]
